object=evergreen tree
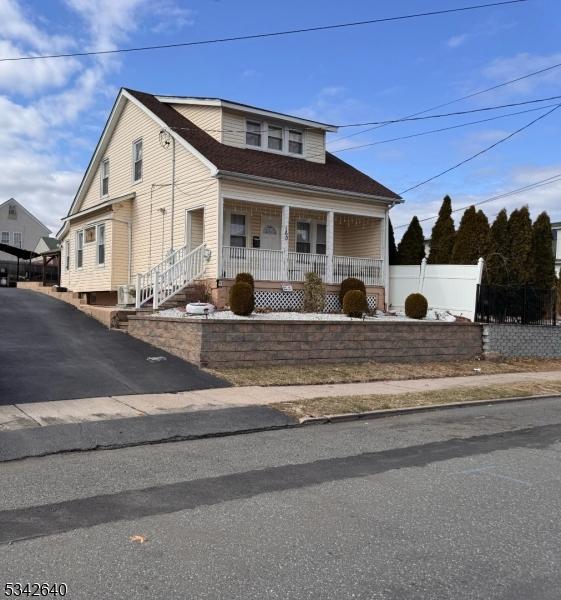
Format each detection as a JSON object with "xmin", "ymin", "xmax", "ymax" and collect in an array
[
  {"xmin": 531, "ymin": 211, "xmax": 556, "ymax": 288},
  {"xmin": 388, "ymin": 218, "xmax": 398, "ymax": 265},
  {"xmin": 428, "ymin": 195, "xmax": 456, "ymax": 264},
  {"xmin": 485, "ymin": 209, "xmax": 509, "ymax": 284},
  {"xmin": 451, "ymin": 206, "xmax": 489, "ymax": 264},
  {"xmin": 397, "ymin": 216, "xmax": 425, "ymax": 265},
  {"xmin": 506, "ymin": 206, "xmax": 533, "ymax": 285}
]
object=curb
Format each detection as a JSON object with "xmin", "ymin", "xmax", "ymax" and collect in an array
[{"xmin": 297, "ymin": 393, "xmax": 561, "ymax": 425}]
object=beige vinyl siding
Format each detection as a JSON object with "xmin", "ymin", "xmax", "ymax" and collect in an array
[
  {"xmin": 221, "ymin": 109, "xmax": 326, "ymax": 163},
  {"xmin": 111, "ymin": 202, "xmax": 132, "ymax": 287},
  {"xmin": 188, "ymin": 208, "xmax": 204, "ymax": 249},
  {"xmin": 334, "ymin": 217, "xmax": 382, "ymax": 258},
  {"xmin": 171, "ymin": 104, "xmax": 222, "ymax": 142}
]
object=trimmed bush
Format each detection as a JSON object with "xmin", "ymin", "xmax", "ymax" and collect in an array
[
  {"xmin": 235, "ymin": 272, "xmax": 254, "ymax": 289},
  {"xmin": 404, "ymin": 293, "xmax": 428, "ymax": 319},
  {"xmin": 339, "ymin": 277, "xmax": 366, "ymax": 305},
  {"xmin": 343, "ymin": 289, "xmax": 368, "ymax": 318},
  {"xmin": 303, "ymin": 272, "xmax": 326, "ymax": 313},
  {"xmin": 229, "ymin": 281, "xmax": 254, "ymax": 316}
]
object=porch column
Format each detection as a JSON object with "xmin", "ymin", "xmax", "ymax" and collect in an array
[
  {"xmin": 384, "ymin": 211, "xmax": 390, "ymax": 305},
  {"xmin": 326, "ymin": 211, "xmax": 334, "ymax": 284},
  {"xmin": 281, "ymin": 205, "xmax": 289, "ymax": 280}
]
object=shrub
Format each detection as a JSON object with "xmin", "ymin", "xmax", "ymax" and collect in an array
[
  {"xmin": 343, "ymin": 289, "xmax": 368, "ymax": 318},
  {"xmin": 235, "ymin": 272, "xmax": 254, "ymax": 289},
  {"xmin": 404, "ymin": 293, "xmax": 428, "ymax": 319},
  {"xmin": 339, "ymin": 277, "xmax": 366, "ymax": 305},
  {"xmin": 229, "ymin": 282, "xmax": 254, "ymax": 316},
  {"xmin": 303, "ymin": 272, "xmax": 326, "ymax": 312}
]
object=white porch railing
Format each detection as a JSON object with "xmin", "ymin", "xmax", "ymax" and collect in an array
[
  {"xmin": 136, "ymin": 243, "xmax": 207, "ymax": 308},
  {"xmin": 221, "ymin": 246, "xmax": 384, "ymax": 286}
]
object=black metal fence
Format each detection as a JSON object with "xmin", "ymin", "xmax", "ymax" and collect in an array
[
  {"xmin": 0, "ymin": 261, "xmax": 58, "ymax": 287},
  {"xmin": 475, "ymin": 284, "xmax": 558, "ymax": 326}
]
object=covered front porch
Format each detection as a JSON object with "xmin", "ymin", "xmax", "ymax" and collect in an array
[{"xmin": 219, "ymin": 200, "xmax": 385, "ymax": 286}]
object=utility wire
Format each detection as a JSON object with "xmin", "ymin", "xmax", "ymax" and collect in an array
[
  {"xmin": 0, "ymin": 1, "xmax": 528, "ymax": 62},
  {"xmin": 398, "ymin": 103, "xmax": 561, "ymax": 195}
]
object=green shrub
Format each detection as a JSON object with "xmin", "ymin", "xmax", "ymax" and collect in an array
[
  {"xmin": 339, "ymin": 277, "xmax": 366, "ymax": 304},
  {"xmin": 229, "ymin": 282, "xmax": 254, "ymax": 316},
  {"xmin": 343, "ymin": 289, "xmax": 368, "ymax": 318},
  {"xmin": 404, "ymin": 293, "xmax": 428, "ymax": 319},
  {"xmin": 303, "ymin": 272, "xmax": 326, "ymax": 312},
  {"xmin": 235, "ymin": 272, "xmax": 254, "ymax": 289}
]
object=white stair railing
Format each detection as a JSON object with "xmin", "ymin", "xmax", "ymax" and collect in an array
[{"xmin": 135, "ymin": 244, "xmax": 207, "ymax": 309}]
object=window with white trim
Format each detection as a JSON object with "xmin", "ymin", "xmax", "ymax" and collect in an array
[
  {"xmin": 8, "ymin": 204, "xmax": 16, "ymax": 219},
  {"xmin": 76, "ymin": 230, "xmax": 84, "ymax": 268},
  {"xmin": 65, "ymin": 241, "xmax": 70, "ymax": 270},
  {"xmin": 101, "ymin": 158, "xmax": 109, "ymax": 197},
  {"xmin": 267, "ymin": 125, "xmax": 283, "ymax": 151},
  {"xmin": 97, "ymin": 224, "xmax": 105, "ymax": 265},
  {"xmin": 316, "ymin": 223, "xmax": 326, "ymax": 255},
  {"xmin": 246, "ymin": 121, "xmax": 261, "ymax": 147},
  {"xmin": 229, "ymin": 214, "xmax": 246, "ymax": 247},
  {"xmin": 133, "ymin": 139, "xmax": 143, "ymax": 182},
  {"xmin": 13, "ymin": 232, "xmax": 22, "ymax": 248},
  {"xmin": 296, "ymin": 222, "xmax": 311, "ymax": 254},
  {"xmin": 1, "ymin": 231, "xmax": 9, "ymax": 245},
  {"xmin": 288, "ymin": 130, "xmax": 303, "ymax": 154}
]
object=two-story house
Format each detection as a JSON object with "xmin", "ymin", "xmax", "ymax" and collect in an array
[
  {"xmin": 0, "ymin": 198, "xmax": 51, "ymax": 262},
  {"xmin": 58, "ymin": 88, "xmax": 401, "ymax": 309}
]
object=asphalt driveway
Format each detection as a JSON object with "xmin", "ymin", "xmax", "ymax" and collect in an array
[{"xmin": 0, "ymin": 288, "xmax": 229, "ymax": 404}]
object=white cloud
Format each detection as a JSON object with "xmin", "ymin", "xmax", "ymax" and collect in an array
[
  {"xmin": 291, "ymin": 86, "xmax": 370, "ymax": 125},
  {"xmin": 447, "ymin": 33, "xmax": 468, "ymax": 48},
  {"xmin": 150, "ymin": 0, "xmax": 195, "ymax": 33}
]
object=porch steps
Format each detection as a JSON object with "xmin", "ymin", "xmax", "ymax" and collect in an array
[{"xmin": 159, "ymin": 284, "xmax": 206, "ymax": 310}]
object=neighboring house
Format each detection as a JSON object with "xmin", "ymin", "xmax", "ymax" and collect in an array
[
  {"xmin": 0, "ymin": 198, "xmax": 51, "ymax": 262},
  {"xmin": 58, "ymin": 88, "xmax": 401, "ymax": 308},
  {"xmin": 553, "ymin": 222, "xmax": 561, "ymax": 277}
]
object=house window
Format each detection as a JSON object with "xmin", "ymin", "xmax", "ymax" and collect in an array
[
  {"xmin": 133, "ymin": 139, "xmax": 143, "ymax": 182},
  {"xmin": 8, "ymin": 204, "xmax": 16, "ymax": 219},
  {"xmin": 316, "ymin": 223, "xmax": 326, "ymax": 255},
  {"xmin": 13, "ymin": 232, "xmax": 22, "ymax": 249},
  {"xmin": 246, "ymin": 121, "xmax": 262, "ymax": 147},
  {"xmin": 101, "ymin": 158, "xmax": 109, "ymax": 197},
  {"xmin": 288, "ymin": 130, "xmax": 303, "ymax": 154},
  {"xmin": 76, "ymin": 230, "xmax": 84, "ymax": 268},
  {"xmin": 296, "ymin": 222, "xmax": 311, "ymax": 254},
  {"xmin": 97, "ymin": 224, "xmax": 105, "ymax": 265},
  {"xmin": 267, "ymin": 125, "xmax": 283, "ymax": 151},
  {"xmin": 65, "ymin": 241, "xmax": 70, "ymax": 270},
  {"xmin": 1, "ymin": 231, "xmax": 9, "ymax": 245},
  {"xmin": 230, "ymin": 213, "xmax": 246, "ymax": 247}
]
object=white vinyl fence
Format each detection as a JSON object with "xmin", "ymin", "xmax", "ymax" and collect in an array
[{"xmin": 389, "ymin": 258, "xmax": 484, "ymax": 321}]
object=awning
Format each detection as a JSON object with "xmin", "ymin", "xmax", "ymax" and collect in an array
[{"xmin": 0, "ymin": 243, "xmax": 39, "ymax": 260}]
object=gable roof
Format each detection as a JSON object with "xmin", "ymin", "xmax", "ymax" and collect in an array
[
  {"xmin": 0, "ymin": 197, "xmax": 51, "ymax": 234},
  {"xmin": 125, "ymin": 89, "xmax": 401, "ymax": 202}
]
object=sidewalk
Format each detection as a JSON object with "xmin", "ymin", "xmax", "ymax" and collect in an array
[{"xmin": 3, "ymin": 370, "xmax": 561, "ymax": 432}]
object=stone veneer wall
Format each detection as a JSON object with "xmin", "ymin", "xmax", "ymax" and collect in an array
[
  {"xmin": 483, "ymin": 324, "xmax": 561, "ymax": 358},
  {"xmin": 127, "ymin": 316, "xmax": 482, "ymax": 368}
]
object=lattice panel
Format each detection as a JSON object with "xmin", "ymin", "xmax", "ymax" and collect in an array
[{"xmin": 254, "ymin": 290, "xmax": 377, "ymax": 312}]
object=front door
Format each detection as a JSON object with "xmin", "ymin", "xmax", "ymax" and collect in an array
[{"xmin": 260, "ymin": 216, "xmax": 281, "ymax": 250}]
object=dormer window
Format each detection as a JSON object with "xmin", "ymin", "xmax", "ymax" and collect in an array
[
  {"xmin": 288, "ymin": 130, "xmax": 303, "ymax": 155},
  {"xmin": 246, "ymin": 121, "xmax": 261, "ymax": 147},
  {"xmin": 267, "ymin": 125, "xmax": 283, "ymax": 151}
]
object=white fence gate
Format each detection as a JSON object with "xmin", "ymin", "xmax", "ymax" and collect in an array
[{"xmin": 389, "ymin": 258, "xmax": 484, "ymax": 321}]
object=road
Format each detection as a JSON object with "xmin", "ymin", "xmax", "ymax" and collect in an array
[
  {"xmin": 2, "ymin": 397, "xmax": 561, "ymax": 598},
  {"xmin": 0, "ymin": 288, "xmax": 227, "ymax": 404}
]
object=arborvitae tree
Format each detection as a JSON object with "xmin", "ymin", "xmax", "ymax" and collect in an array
[
  {"xmin": 451, "ymin": 206, "xmax": 489, "ymax": 264},
  {"xmin": 507, "ymin": 206, "xmax": 533, "ymax": 285},
  {"xmin": 397, "ymin": 216, "xmax": 425, "ymax": 265},
  {"xmin": 485, "ymin": 209, "xmax": 509, "ymax": 284},
  {"xmin": 428, "ymin": 195, "xmax": 455, "ymax": 264},
  {"xmin": 388, "ymin": 218, "xmax": 398, "ymax": 265},
  {"xmin": 531, "ymin": 211, "xmax": 556, "ymax": 288}
]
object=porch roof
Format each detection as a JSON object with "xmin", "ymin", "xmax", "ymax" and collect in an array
[{"xmin": 125, "ymin": 89, "xmax": 402, "ymax": 203}]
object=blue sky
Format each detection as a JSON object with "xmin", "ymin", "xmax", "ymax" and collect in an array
[{"xmin": 0, "ymin": 0, "xmax": 559, "ymax": 237}]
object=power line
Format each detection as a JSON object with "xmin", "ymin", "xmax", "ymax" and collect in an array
[
  {"xmin": 395, "ymin": 172, "xmax": 561, "ymax": 229},
  {"xmin": 398, "ymin": 103, "xmax": 561, "ymax": 195},
  {"xmin": 0, "ymin": 1, "xmax": 528, "ymax": 63}
]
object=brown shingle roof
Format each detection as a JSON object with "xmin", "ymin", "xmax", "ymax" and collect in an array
[{"xmin": 126, "ymin": 89, "xmax": 401, "ymax": 201}]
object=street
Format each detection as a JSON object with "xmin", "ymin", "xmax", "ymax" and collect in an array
[{"xmin": 2, "ymin": 397, "xmax": 561, "ymax": 599}]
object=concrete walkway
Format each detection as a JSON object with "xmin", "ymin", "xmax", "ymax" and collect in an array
[{"xmin": 2, "ymin": 370, "xmax": 561, "ymax": 432}]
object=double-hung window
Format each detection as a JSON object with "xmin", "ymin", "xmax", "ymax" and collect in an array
[
  {"xmin": 246, "ymin": 121, "xmax": 261, "ymax": 147},
  {"xmin": 296, "ymin": 222, "xmax": 311, "ymax": 254},
  {"xmin": 229, "ymin": 214, "xmax": 246, "ymax": 247},
  {"xmin": 267, "ymin": 125, "xmax": 283, "ymax": 151},
  {"xmin": 296, "ymin": 221, "xmax": 326, "ymax": 254},
  {"xmin": 65, "ymin": 241, "xmax": 70, "ymax": 270},
  {"xmin": 97, "ymin": 224, "xmax": 105, "ymax": 265},
  {"xmin": 316, "ymin": 224, "xmax": 327, "ymax": 255},
  {"xmin": 1, "ymin": 231, "xmax": 9, "ymax": 245},
  {"xmin": 101, "ymin": 159, "xmax": 109, "ymax": 196},
  {"xmin": 13, "ymin": 232, "xmax": 22, "ymax": 248},
  {"xmin": 288, "ymin": 130, "xmax": 303, "ymax": 154},
  {"xmin": 76, "ymin": 231, "xmax": 84, "ymax": 269},
  {"xmin": 133, "ymin": 139, "xmax": 143, "ymax": 182}
]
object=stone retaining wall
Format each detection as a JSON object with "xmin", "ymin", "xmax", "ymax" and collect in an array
[
  {"xmin": 483, "ymin": 324, "xmax": 561, "ymax": 358},
  {"xmin": 127, "ymin": 316, "xmax": 482, "ymax": 368}
]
